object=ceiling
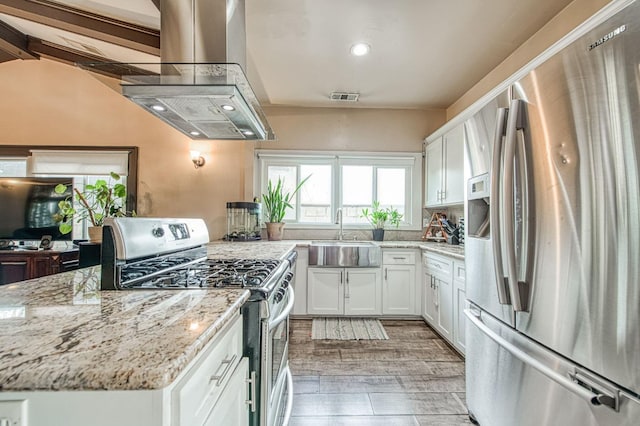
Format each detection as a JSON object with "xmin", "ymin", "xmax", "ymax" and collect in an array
[{"xmin": 0, "ymin": 0, "xmax": 575, "ymax": 110}]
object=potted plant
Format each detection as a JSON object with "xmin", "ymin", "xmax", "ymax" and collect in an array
[
  {"xmin": 261, "ymin": 176, "xmax": 310, "ymax": 241},
  {"xmin": 54, "ymin": 172, "xmax": 132, "ymax": 243},
  {"xmin": 361, "ymin": 201, "xmax": 403, "ymax": 241}
]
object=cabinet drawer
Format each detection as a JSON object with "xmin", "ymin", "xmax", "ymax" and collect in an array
[
  {"xmin": 175, "ymin": 313, "xmax": 243, "ymax": 426},
  {"xmin": 382, "ymin": 251, "xmax": 416, "ymax": 265},
  {"xmin": 422, "ymin": 253, "xmax": 452, "ymax": 277}
]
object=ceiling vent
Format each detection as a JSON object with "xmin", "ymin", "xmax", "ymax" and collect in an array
[{"xmin": 330, "ymin": 92, "xmax": 360, "ymax": 102}]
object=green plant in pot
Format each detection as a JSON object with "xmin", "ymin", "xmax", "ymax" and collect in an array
[
  {"xmin": 54, "ymin": 172, "xmax": 132, "ymax": 243},
  {"xmin": 261, "ymin": 176, "xmax": 310, "ymax": 241},
  {"xmin": 361, "ymin": 201, "xmax": 403, "ymax": 241}
]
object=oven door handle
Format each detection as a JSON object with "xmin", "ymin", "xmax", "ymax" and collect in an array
[
  {"xmin": 269, "ymin": 285, "xmax": 295, "ymax": 331},
  {"xmin": 282, "ymin": 365, "xmax": 294, "ymax": 426}
]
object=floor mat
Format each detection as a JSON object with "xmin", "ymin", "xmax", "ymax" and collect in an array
[{"xmin": 311, "ymin": 317, "xmax": 389, "ymax": 340}]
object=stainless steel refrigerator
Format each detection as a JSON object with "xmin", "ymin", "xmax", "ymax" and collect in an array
[{"xmin": 464, "ymin": 2, "xmax": 640, "ymax": 425}]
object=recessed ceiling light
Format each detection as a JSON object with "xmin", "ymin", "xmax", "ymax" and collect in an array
[
  {"xmin": 190, "ymin": 131, "xmax": 201, "ymax": 136},
  {"xmin": 151, "ymin": 104, "xmax": 166, "ymax": 112},
  {"xmin": 242, "ymin": 130, "xmax": 254, "ymax": 136},
  {"xmin": 221, "ymin": 104, "xmax": 235, "ymax": 111},
  {"xmin": 350, "ymin": 43, "xmax": 370, "ymax": 56}
]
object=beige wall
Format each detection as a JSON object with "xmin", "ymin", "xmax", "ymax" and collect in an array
[
  {"xmin": 259, "ymin": 106, "xmax": 445, "ymax": 152},
  {"xmin": 446, "ymin": 0, "xmax": 614, "ymax": 119},
  {"xmin": 0, "ymin": 58, "xmax": 250, "ymax": 239},
  {"xmin": 0, "ymin": 59, "xmax": 446, "ymax": 239}
]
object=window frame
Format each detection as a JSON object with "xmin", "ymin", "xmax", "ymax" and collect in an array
[
  {"xmin": 256, "ymin": 150, "xmax": 422, "ymax": 230},
  {"xmin": 0, "ymin": 146, "xmax": 138, "ymax": 240},
  {"xmin": 0, "ymin": 145, "xmax": 138, "ymax": 214}
]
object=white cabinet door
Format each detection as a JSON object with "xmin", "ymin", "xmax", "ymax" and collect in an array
[
  {"xmin": 425, "ymin": 138, "xmax": 443, "ymax": 207},
  {"xmin": 425, "ymin": 123, "xmax": 465, "ymax": 207},
  {"xmin": 293, "ymin": 247, "xmax": 309, "ymax": 315},
  {"xmin": 307, "ymin": 268, "xmax": 343, "ymax": 315},
  {"xmin": 422, "ymin": 252, "xmax": 453, "ymax": 340},
  {"xmin": 383, "ymin": 264, "xmax": 416, "ymax": 315},
  {"xmin": 422, "ymin": 270, "xmax": 437, "ymax": 325},
  {"xmin": 434, "ymin": 275, "xmax": 453, "ymax": 341},
  {"xmin": 203, "ymin": 357, "xmax": 249, "ymax": 426},
  {"xmin": 452, "ymin": 260, "xmax": 466, "ymax": 354},
  {"xmin": 344, "ymin": 269, "xmax": 381, "ymax": 315},
  {"xmin": 442, "ymin": 125, "xmax": 465, "ymax": 205}
]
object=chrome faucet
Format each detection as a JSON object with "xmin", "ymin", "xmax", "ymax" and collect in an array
[{"xmin": 335, "ymin": 208, "xmax": 344, "ymax": 240}]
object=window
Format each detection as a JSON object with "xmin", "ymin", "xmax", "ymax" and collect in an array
[
  {"xmin": 0, "ymin": 147, "xmax": 137, "ymax": 240},
  {"xmin": 0, "ymin": 158, "xmax": 28, "ymax": 177},
  {"xmin": 262, "ymin": 157, "xmax": 334, "ymax": 223},
  {"xmin": 256, "ymin": 150, "xmax": 422, "ymax": 230}
]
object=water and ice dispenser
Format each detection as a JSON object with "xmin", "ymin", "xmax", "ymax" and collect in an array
[{"xmin": 467, "ymin": 174, "xmax": 490, "ymax": 238}]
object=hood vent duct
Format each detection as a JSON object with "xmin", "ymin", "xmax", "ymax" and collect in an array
[{"xmin": 83, "ymin": 0, "xmax": 275, "ymax": 141}]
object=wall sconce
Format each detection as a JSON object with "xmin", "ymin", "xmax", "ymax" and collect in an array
[{"xmin": 190, "ymin": 150, "xmax": 206, "ymax": 169}]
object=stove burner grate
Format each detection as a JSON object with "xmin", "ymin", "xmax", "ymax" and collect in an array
[{"xmin": 120, "ymin": 257, "xmax": 281, "ymax": 289}]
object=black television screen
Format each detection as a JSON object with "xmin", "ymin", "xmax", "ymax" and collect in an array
[{"xmin": 0, "ymin": 177, "xmax": 73, "ymax": 241}]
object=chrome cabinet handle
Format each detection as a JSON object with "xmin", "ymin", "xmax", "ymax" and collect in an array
[
  {"xmin": 345, "ymin": 271, "xmax": 350, "ymax": 298},
  {"xmin": 384, "ymin": 268, "xmax": 388, "ymax": 280},
  {"xmin": 434, "ymin": 279, "xmax": 439, "ymax": 307},
  {"xmin": 392, "ymin": 256, "xmax": 406, "ymax": 260},
  {"xmin": 246, "ymin": 370, "xmax": 257, "ymax": 412},
  {"xmin": 210, "ymin": 354, "xmax": 237, "ymax": 387}
]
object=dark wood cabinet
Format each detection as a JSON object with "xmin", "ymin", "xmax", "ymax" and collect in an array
[
  {"xmin": 0, "ymin": 249, "xmax": 79, "ymax": 285},
  {"xmin": 0, "ymin": 256, "xmax": 30, "ymax": 284}
]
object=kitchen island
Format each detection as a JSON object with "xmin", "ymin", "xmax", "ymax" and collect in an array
[{"xmin": 0, "ymin": 240, "xmax": 298, "ymax": 425}]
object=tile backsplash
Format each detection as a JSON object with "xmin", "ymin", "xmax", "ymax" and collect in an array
[
  {"xmin": 264, "ymin": 204, "xmax": 465, "ymax": 241},
  {"xmin": 423, "ymin": 205, "xmax": 464, "ymax": 226}
]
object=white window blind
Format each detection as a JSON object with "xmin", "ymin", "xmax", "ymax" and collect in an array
[{"xmin": 29, "ymin": 150, "xmax": 129, "ymax": 175}]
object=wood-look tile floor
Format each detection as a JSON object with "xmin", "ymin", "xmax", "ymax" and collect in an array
[{"xmin": 288, "ymin": 319, "xmax": 472, "ymax": 426}]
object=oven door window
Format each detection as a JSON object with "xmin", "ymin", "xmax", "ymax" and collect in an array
[{"xmin": 270, "ymin": 296, "xmax": 289, "ymax": 393}]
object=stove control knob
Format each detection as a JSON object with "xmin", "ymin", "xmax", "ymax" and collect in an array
[
  {"xmin": 274, "ymin": 288, "xmax": 286, "ymax": 302},
  {"xmin": 152, "ymin": 227, "xmax": 165, "ymax": 238}
]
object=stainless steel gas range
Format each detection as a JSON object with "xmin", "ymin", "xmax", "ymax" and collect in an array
[{"xmin": 100, "ymin": 217, "xmax": 295, "ymax": 426}]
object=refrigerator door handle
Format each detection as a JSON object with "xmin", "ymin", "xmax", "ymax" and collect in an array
[
  {"xmin": 570, "ymin": 369, "xmax": 621, "ymax": 412},
  {"xmin": 490, "ymin": 107, "xmax": 511, "ymax": 305},
  {"xmin": 465, "ymin": 308, "xmax": 618, "ymax": 410},
  {"xmin": 503, "ymin": 99, "xmax": 530, "ymax": 312}
]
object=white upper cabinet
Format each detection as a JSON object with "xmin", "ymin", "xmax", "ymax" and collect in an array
[{"xmin": 425, "ymin": 124, "xmax": 465, "ymax": 207}]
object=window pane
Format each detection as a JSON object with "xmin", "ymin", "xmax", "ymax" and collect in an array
[
  {"xmin": 342, "ymin": 165, "xmax": 372, "ymax": 205},
  {"xmin": 377, "ymin": 168, "xmax": 405, "ymax": 216},
  {"xmin": 267, "ymin": 166, "xmax": 298, "ymax": 221},
  {"xmin": 342, "ymin": 165, "xmax": 373, "ymax": 224},
  {"xmin": 300, "ymin": 165, "xmax": 331, "ymax": 223},
  {"xmin": 0, "ymin": 159, "xmax": 27, "ymax": 177}
]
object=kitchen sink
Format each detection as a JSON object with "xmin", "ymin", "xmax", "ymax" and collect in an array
[{"xmin": 308, "ymin": 241, "xmax": 381, "ymax": 267}]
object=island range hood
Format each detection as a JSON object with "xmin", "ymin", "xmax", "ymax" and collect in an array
[{"xmin": 84, "ymin": 0, "xmax": 275, "ymax": 141}]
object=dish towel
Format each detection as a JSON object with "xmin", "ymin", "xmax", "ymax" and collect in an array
[{"xmin": 311, "ymin": 317, "xmax": 389, "ymax": 340}]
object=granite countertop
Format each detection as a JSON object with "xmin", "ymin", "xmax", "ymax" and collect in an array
[
  {"xmin": 0, "ymin": 267, "xmax": 250, "ymax": 392},
  {"xmin": 206, "ymin": 240, "xmax": 298, "ymax": 260},
  {"xmin": 0, "ymin": 241, "xmax": 299, "ymax": 392},
  {"xmin": 291, "ymin": 240, "xmax": 465, "ymax": 260}
]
